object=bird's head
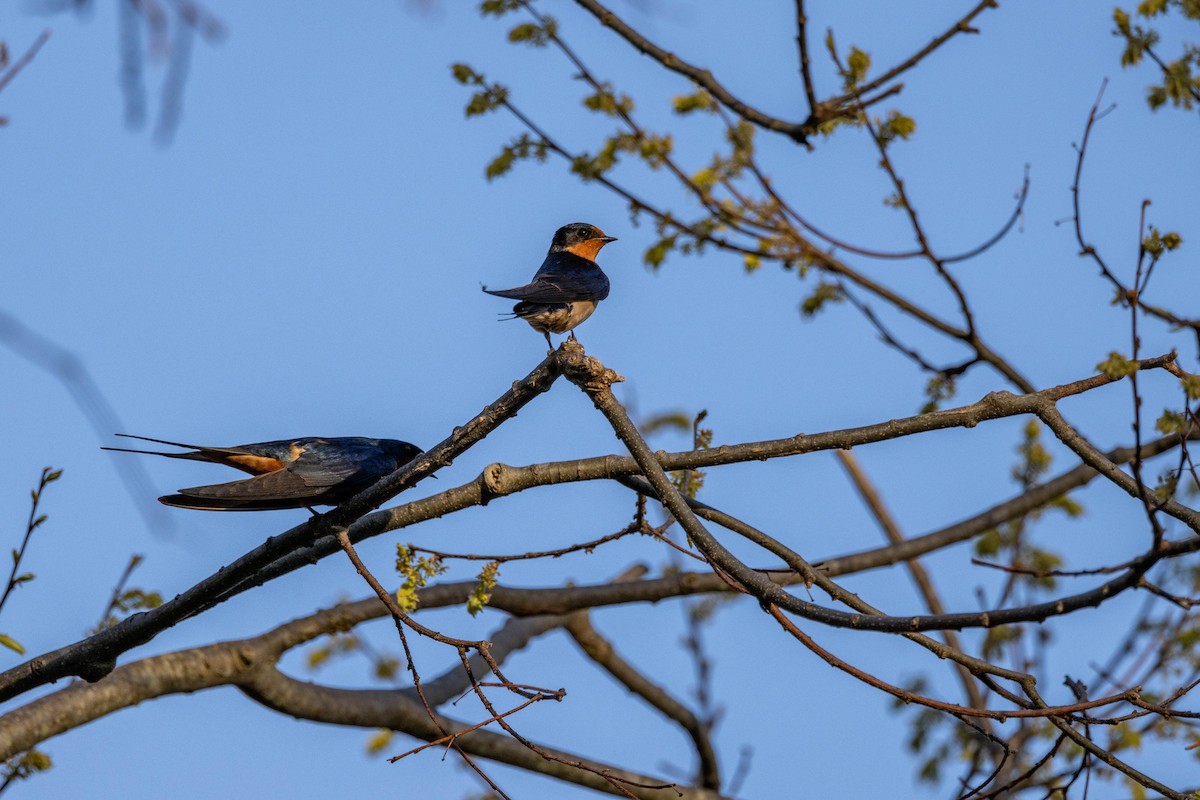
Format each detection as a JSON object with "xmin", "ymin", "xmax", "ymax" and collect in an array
[
  {"xmin": 550, "ymin": 222, "xmax": 617, "ymax": 261},
  {"xmin": 380, "ymin": 439, "xmax": 424, "ymax": 466}
]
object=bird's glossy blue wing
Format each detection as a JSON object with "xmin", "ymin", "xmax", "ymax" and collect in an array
[
  {"xmin": 483, "ymin": 251, "xmax": 610, "ymax": 304},
  {"xmin": 286, "ymin": 439, "xmax": 395, "ymax": 487},
  {"xmin": 483, "ymin": 271, "xmax": 609, "ymax": 304}
]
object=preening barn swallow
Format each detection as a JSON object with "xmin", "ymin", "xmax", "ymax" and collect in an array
[
  {"xmin": 103, "ymin": 434, "xmax": 423, "ymax": 511},
  {"xmin": 483, "ymin": 222, "xmax": 617, "ymax": 349}
]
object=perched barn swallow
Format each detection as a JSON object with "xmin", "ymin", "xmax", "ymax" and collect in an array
[
  {"xmin": 482, "ymin": 222, "xmax": 617, "ymax": 349},
  {"xmin": 103, "ymin": 434, "xmax": 423, "ymax": 511}
]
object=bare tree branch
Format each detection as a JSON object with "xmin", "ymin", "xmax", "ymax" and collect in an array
[
  {"xmin": 0, "ymin": 349, "xmax": 563, "ymax": 701},
  {"xmin": 0, "ymin": 586, "xmax": 729, "ymax": 799},
  {"xmin": 569, "ymin": 0, "xmax": 811, "ymax": 143},
  {"xmin": 565, "ymin": 611, "xmax": 721, "ymax": 789}
]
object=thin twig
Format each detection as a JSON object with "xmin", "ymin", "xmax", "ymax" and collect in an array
[{"xmin": 0, "ymin": 31, "xmax": 50, "ymax": 95}]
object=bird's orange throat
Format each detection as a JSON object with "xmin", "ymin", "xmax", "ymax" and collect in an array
[{"xmin": 564, "ymin": 239, "xmax": 608, "ymax": 261}]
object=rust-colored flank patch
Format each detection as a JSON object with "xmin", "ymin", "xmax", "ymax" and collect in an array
[{"xmin": 223, "ymin": 454, "xmax": 285, "ymax": 475}]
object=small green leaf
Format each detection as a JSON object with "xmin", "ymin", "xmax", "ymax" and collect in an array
[
  {"xmin": 486, "ymin": 148, "xmax": 516, "ymax": 181},
  {"xmin": 920, "ymin": 374, "xmax": 957, "ymax": 414},
  {"xmin": 373, "ymin": 657, "xmax": 400, "ymax": 681},
  {"xmin": 307, "ymin": 646, "xmax": 331, "ymax": 670},
  {"xmin": 1114, "ymin": 7, "xmax": 1132, "ymax": 33},
  {"xmin": 691, "ymin": 167, "xmax": 717, "ymax": 190},
  {"xmin": 643, "ymin": 234, "xmax": 678, "ymax": 269},
  {"xmin": 508, "ymin": 21, "xmax": 555, "ymax": 47},
  {"xmin": 1, "ymin": 748, "xmax": 51, "ymax": 782},
  {"xmin": 1097, "ymin": 351, "xmax": 1136, "ymax": 379},
  {"xmin": 1047, "ymin": 494, "xmax": 1085, "ymax": 518},
  {"xmin": 975, "ymin": 529, "xmax": 1002, "ymax": 557},
  {"xmin": 1154, "ymin": 471, "xmax": 1180, "ymax": 502},
  {"xmin": 876, "ymin": 109, "xmax": 916, "ymax": 148},
  {"xmin": 672, "ymin": 90, "xmax": 715, "ymax": 114},
  {"xmin": 799, "ymin": 282, "xmax": 842, "ymax": 319},
  {"xmin": 640, "ymin": 412, "xmax": 692, "ymax": 436},
  {"xmin": 1181, "ymin": 374, "xmax": 1200, "ymax": 400},
  {"xmin": 1012, "ymin": 419, "xmax": 1053, "ymax": 486},
  {"xmin": 0, "ymin": 633, "xmax": 25, "ymax": 655},
  {"xmin": 467, "ymin": 561, "xmax": 500, "ymax": 616},
  {"xmin": 582, "ymin": 84, "xmax": 634, "ymax": 116},
  {"xmin": 1157, "ymin": 409, "xmax": 1186, "ymax": 434},
  {"xmin": 982, "ymin": 625, "xmax": 1021, "ymax": 659},
  {"xmin": 366, "ymin": 728, "xmax": 393, "ymax": 756},
  {"xmin": 1137, "ymin": 0, "xmax": 1169, "ymax": 17},
  {"xmin": 450, "ymin": 63, "xmax": 480, "ymax": 85},
  {"xmin": 464, "ymin": 84, "xmax": 508, "ymax": 117},
  {"xmin": 847, "ymin": 46, "xmax": 871, "ymax": 84},
  {"xmin": 394, "ymin": 544, "xmax": 446, "ymax": 613},
  {"xmin": 480, "ymin": 0, "xmax": 521, "ymax": 16},
  {"xmin": 1109, "ymin": 722, "xmax": 1143, "ymax": 751},
  {"xmin": 638, "ymin": 133, "xmax": 672, "ymax": 168}
]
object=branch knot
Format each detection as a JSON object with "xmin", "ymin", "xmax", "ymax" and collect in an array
[{"xmin": 556, "ymin": 340, "xmax": 624, "ymax": 393}]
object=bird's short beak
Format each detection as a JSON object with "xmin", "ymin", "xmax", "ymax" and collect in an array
[{"xmin": 597, "ymin": 236, "xmax": 618, "ymax": 244}]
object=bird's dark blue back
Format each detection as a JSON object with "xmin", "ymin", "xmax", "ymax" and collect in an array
[{"xmin": 532, "ymin": 251, "xmax": 610, "ymax": 302}]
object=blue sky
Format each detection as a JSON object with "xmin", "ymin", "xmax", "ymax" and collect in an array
[{"xmin": 2, "ymin": 1, "xmax": 1198, "ymax": 797}]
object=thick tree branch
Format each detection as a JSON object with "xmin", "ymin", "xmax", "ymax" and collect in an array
[
  {"xmin": 0, "ymin": 350, "xmax": 563, "ymax": 701},
  {"xmin": 0, "ymin": 587, "xmax": 727, "ymax": 799},
  {"xmin": 242, "ymin": 667, "xmax": 726, "ymax": 799},
  {"xmin": 3, "ymin": 348, "xmax": 1187, "ymax": 710},
  {"xmin": 230, "ymin": 351, "xmax": 1193, "ymax": 599}
]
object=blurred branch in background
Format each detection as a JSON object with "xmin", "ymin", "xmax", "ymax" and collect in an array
[
  {"xmin": 0, "ymin": 311, "xmax": 173, "ymax": 535},
  {"xmin": 31, "ymin": 0, "xmax": 225, "ymax": 143},
  {"xmin": 0, "ymin": 30, "xmax": 51, "ymax": 126}
]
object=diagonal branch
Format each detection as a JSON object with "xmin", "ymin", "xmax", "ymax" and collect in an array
[
  {"xmin": 0, "ymin": 31, "xmax": 50, "ymax": 95},
  {"xmin": 826, "ymin": 0, "xmax": 998, "ymax": 109},
  {"xmin": 570, "ymin": 0, "xmax": 810, "ymax": 143},
  {"xmin": 231, "ymin": 351, "xmax": 1192, "ymax": 599},
  {"xmin": 0, "ymin": 349, "xmax": 563, "ymax": 702}
]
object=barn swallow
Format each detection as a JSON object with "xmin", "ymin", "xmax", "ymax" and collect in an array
[
  {"xmin": 102, "ymin": 434, "xmax": 423, "ymax": 511},
  {"xmin": 482, "ymin": 222, "xmax": 617, "ymax": 349}
]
